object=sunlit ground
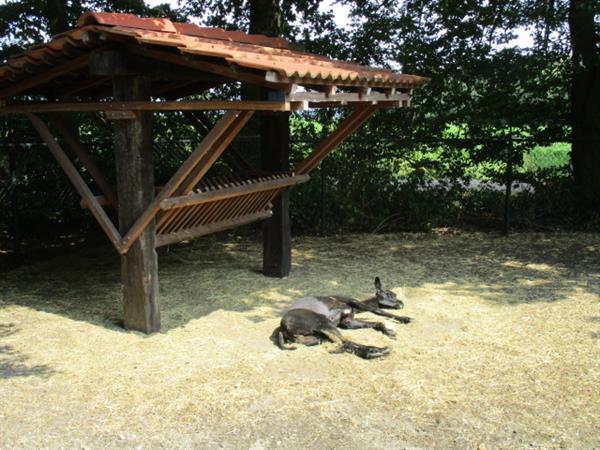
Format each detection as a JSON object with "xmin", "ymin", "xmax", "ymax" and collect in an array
[{"xmin": 1, "ymin": 232, "xmax": 598, "ymax": 448}]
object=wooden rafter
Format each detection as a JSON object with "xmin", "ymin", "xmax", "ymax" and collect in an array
[
  {"xmin": 0, "ymin": 53, "xmax": 91, "ymax": 99},
  {"xmin": 26, "ymin": 113, "xmax": 122, "ymax": 250},
  {"xmin": 295, "ymin": 105, "xmax": 378, "ymax": 175}
]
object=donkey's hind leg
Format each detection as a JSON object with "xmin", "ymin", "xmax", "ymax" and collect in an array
[
  {"xmin": 318, "ymin": 325, "xmax": 390, "ymax": 359},
  {"xmin": 295, "ymin": 335, "xmax": 321, "ymax": 346},
  {"xmin": 340, "ymin": 316, "xmax": 396, "ymax": 338}
]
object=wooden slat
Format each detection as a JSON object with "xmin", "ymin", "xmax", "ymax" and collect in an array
[
  {"xmin": 0, "ymin": 53, "xmax": 90, "ymax": 99},
  {"xmin": 155, "ymin": 210, "xmax": 273, "ymax": 248},
  {"xmin": 0, "ymin": 100, "xmax": 300, "ymax": 114},
  {"xmin": 27, "ymin": 113, "xmax": 122, "ymax": 250},
  {"xmin": 160, "ymin": 174, "xmax": 309, "ymax": 210},
  {"xmin": 118, "ymin": 110, "xmax": 247, "ymax": 254},
  {"xmin": 295, "ymin": 106, "xmax": 377, "ymax": 175},
  {"xmin": 50, "ymin": 116, "xmax": 118, "ymax": 206}
]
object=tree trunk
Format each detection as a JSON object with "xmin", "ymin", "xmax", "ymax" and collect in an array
[
  {"xmin": 249, "ymin": 0, "xmax": 284, "ymax": 36},
  {"xmin": 568, "ymin": 0, "xmax": 600, "ymax": 217}
]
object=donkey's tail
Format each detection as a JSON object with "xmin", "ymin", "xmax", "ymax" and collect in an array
[{"xmin": 319, "ymin": 325, "xmax": 390, "ymax": 360}]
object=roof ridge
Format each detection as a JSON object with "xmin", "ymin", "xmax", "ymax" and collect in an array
[{"xmin": 77, "ymin": 12, "xmax": 290, "ymax": 49}]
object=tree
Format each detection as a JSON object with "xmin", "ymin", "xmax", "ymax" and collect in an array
[{"xmin": 568, "ymin": 0, "xmax": 600, "ymax": 216}]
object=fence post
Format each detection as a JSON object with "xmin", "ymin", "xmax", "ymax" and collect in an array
[
  {"xmin": 8, "ymin": 143, "xmax": 23, "ymax": 266},
  {"xmin": 503, "ymin": 131, "xmax": 513, "ymax": 236},
  {"xmin": 320, "ymin": 158, "xmax": 326, "ymax": 235}
]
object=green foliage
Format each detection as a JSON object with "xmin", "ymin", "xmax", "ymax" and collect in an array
[
  {"xmin": 523, "ymin": 142, "xmax": 571, "ymax": 174},
  {"xmin": 0, "ymin": 0, "xmax": 590, "ymax": 249}
]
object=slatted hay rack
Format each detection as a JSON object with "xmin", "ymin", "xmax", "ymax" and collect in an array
[
  {"xmin": 0, "ymin": 12, "xmax": 428, "ymax": 332},
  {"xmin": 155, "ymin": 172, "xmax": 310, "ymax": 247}
]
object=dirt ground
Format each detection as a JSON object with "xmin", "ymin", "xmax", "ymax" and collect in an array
[{"xmin": 0, "ymin": 232, "xmax": 599, "ymax": 449}]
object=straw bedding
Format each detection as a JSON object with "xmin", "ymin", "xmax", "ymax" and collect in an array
[{"xmin": 0, "ymin": 232, "xmax": 598, "ymax": 449}]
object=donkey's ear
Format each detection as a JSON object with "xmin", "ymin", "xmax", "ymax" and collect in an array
[{"xmin": 374, "ymin": 277, "xmax": 382, "ymax": 290}]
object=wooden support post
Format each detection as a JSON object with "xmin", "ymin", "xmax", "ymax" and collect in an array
[
  {"xmin": 261, "ymin": 110, "xmax": 292, "ymax": 278},
  {"xmin": 113, "ymin": 75, "xmax": 160, "ymax": 333}
]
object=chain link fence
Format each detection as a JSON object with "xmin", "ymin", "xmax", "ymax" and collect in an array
[{"xmin": 0, "ymin": 134, "xmax": 576, "ymax": 261}]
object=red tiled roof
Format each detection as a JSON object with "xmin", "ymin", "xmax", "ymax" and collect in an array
[{"xmin": 0, "ymin": 12, "xmax": 429, "ymax": 99}]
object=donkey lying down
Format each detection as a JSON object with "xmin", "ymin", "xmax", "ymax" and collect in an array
[{"xmin": 276, "ymin": 277, "xmax": 411, "ymax": 359}]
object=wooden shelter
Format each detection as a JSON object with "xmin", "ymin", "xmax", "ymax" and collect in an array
[{"xmin": 0, "ymin": 12, "xmax": 428, "ymax": 333}]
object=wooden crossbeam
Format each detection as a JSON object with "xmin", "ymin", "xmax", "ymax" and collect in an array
[
  {"xmin": 118, "ymin": 110, "xmax": 252, "ymax": 254},
  {"xmin": 27, "ymin": 113, "xmax": 122, "ymax": 250},
  {"xmin": 0, "ymin": 53, "xmax": 90, "ymax": 100},
  {"xmin": 160, "ymin": 174, "xmax": 310, "ymax": 210},
  {"xmin": 0, "ymin": 100, "xmax": 303, "ymax": 114},
  {"xmin": 295, "ymin": 106, "xmax": 377, "ymax": 175},
  {"xmin": 50, "ymin": 116, "xmax": 118, "ymax": 206}
]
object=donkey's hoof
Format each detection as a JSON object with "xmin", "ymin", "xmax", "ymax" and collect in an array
[
  {"xmin": 384, "ymin": 329, "xmax": 397, "ymax": 339},
  {"xmin": 364, "ymin": 346, "xmax": 390, "ymax": 359}
]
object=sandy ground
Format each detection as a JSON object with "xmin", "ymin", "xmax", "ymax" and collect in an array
[{"xmin": 0, "ymin": 232, "xmax": 599, "ymax": 449}]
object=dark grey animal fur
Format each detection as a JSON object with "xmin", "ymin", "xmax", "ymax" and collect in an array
[{"xmin": 276, "ymin": 277, "xmax": 411, "ymax": 359}]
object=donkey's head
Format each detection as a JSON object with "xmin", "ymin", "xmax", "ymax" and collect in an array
[{"xmin": 374, "ymin": 277, "xmax": 404, "ymax": 309}]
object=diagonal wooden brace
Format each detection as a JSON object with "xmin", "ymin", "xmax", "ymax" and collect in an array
[
  {"xmin": 295, "ymin": 105, "xmax": 377, "ymax": 175},
  {"xmin": 27, "ymin": 113, "xmax": 123, "ymax": 251},
  {"xmin": 119, "ymin": 110, "xmax": 253, "ymax": 254},
  {"xmin": 50, "ymin": 115, "xmax": 118, "ymax": 207}
]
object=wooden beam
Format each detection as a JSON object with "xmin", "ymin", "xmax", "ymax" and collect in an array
[
  {"xmin": 50, "ymin": 115, "xmax": 118, "ymax": 206},
  {"xmin": 155, "ymin": 210, "xmax": 272, "ymax": 248},
  {"xmin": 0, "ymin": 100, "xmax": 301, "ymax": 114},
  {"xmin": 0, "ymin": 53, "xmax": 90, "ymax": 100},
  {"xmin": 161, "ymin": 174, "xmax": 310, "ymax": 210},
  {"xmin": 176, "ymin": 110, "xmax": 254, "ymax": 195},
  {"xmin": 295, "ymin": 106, "xmax": 377, "ymax": 175},
  {"xmin": 113, "ymin": 75, "xmax": 160, "ymax": 334},
  {"xmin": 118, "ymin": 110, "xmax": 249, "ymax": 254},
  {"xmin": 308, "ymin": 100, "xmax": 402, "ymax": 109},
  {"xmin": 183, "ymin": 111, "xmax": 255, "ymax": 176},
  {"xmin": 26, "ymin": 113, "xmax": 122, "ymax": 250}
]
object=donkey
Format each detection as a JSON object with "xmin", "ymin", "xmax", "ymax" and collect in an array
[{"xmin": 276, "ymin": 277, "xmax": 411, "ymax": 359}]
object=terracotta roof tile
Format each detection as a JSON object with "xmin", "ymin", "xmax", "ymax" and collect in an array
[{"xmin": 0, "ymin": 12, "xmax": 429, "ymax": 97}]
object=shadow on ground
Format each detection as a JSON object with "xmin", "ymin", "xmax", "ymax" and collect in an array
[
  {"xmin": 0, "ymin": 233, "xmax": 598, "ymax": 333},
  {"xmin": 0, "ymin": 323, "xmax": 54, "ymax": 379}
]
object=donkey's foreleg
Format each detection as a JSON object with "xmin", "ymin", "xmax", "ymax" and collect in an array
[
  {"xmin": 348, "ymin": 300, "xmax": 411, "ymax": 324},
  {"xmin": 340, "ymin": 317, "xmax": 396, "ymax": 338}
]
